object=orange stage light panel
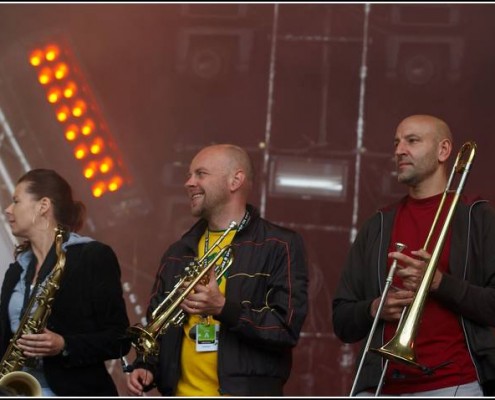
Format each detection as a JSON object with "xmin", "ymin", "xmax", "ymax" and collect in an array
[{"xmin": 27, "ymin": 38, "xmax": 132, "ymax": 200}]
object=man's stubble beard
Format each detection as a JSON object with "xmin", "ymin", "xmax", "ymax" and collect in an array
[
  {"xmin": 397, "ymin": 172, "xmax": 418, "ymax": 187},
  {"xmin": 397, "ymin": 159, "xmax": 437, "ymax": 188}
]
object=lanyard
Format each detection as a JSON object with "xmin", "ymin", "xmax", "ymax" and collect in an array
[
  {"xmin": 203, "ymin": 210, "xmax": 250, "ymax": 278},
  {"xmin": 21, "ymin": 258, "xmax": 36, "ymax": 318}
]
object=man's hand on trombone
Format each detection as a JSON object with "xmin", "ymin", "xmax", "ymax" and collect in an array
[
  {"xmin": 369, "ymin": 248, "xmax": 444, "ymax": 322},
  {"xmin": 370, "ymin": 288, "xmax": 414, "ymax": 322},
  {"xmin": 390, "ymin": 248, "xmax": 444, "ymax": 292}
]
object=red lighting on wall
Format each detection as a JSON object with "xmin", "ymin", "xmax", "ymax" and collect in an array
[{"xmin": 27, "ymin": 41, "xmax": 130, "ymax": 198}]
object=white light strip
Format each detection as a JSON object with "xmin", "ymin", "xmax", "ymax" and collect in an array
[{"xmin": 277, "ymin": 177, "xmax": 342, "ymax": 191}]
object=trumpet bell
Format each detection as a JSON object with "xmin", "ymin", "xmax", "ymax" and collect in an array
[
  {"xmin": 0, "ymin": 370, "xmax": 42, "ymax": 396},
  {"xmin": 127, "ymin": 325, "xmax": 160, "ymax": 359}
]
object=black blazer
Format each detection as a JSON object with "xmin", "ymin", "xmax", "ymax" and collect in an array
[{"xmin": 0, "ymin": 240, "xmax": 131, "ymax": 396}]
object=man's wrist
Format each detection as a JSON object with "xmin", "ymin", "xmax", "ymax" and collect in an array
[
  {"xmin": 431, "ymin": 271, "xmax": 443, "ymax": 291},
  {"xmin": 369, "ymin": 298, "xmax": 378, "ymax": 318}
]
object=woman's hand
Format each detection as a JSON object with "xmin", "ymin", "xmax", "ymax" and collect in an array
[{"xmin": 17, "ymin": 328, "xmax": 65, "ymax": 357}]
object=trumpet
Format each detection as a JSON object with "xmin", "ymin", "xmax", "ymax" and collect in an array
[
  {"xmin": 127, "ymin": 221, "xmax": 237, "ymax": 362},
  {"xmin": 350, "ymin": 141, "xmax": 477, "ymax": 395}
]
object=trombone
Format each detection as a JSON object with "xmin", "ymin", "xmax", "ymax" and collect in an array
[{"xmin": 350, "ymin": 141, "xmax": 477, "ymax": 396}]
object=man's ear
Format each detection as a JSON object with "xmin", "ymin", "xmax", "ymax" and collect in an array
[
  {"xmin": 438, "ymin": 139, "xmax": 452, "ymax": 162},
  {"xmin": 230, "ymin": 170, "xmax": 245, "ymax": 192}
]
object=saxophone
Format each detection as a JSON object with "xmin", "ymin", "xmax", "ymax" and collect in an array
[
  {"xmin": 127, "ymin": 221, "xmax": 237, "ymax": 363},
  {"xmin": 0, "ymin": 227, "xmax": 67, "ymax": 396}
]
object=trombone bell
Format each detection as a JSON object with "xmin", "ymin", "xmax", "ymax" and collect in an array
[{"xmin": 371, "ymin": 337, "xmax": 419, "ymax": 369}]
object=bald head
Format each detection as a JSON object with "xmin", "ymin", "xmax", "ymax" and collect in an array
[
  {"xmin": 200, "ymin": 144, "xmax": 254, "ymax": 186},
  {"xmin": 398, "ymin": 114, "xmax": 453, "ymax": 144}
]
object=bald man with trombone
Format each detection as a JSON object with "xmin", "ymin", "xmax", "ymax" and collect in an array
[{"xmin": 333, "ymin": 115, "xmax": 495, "ymax": 396}]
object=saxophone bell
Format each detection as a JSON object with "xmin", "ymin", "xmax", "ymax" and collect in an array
[{"xmin": 0, "ymin": 371, "xmax": 42, "ymax": 396}]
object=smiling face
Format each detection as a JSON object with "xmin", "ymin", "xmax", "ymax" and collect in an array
[
  {"xmin": 4, "ymin": 181, "xmax": 41, "ymax": 239},
  {"xmin": 184, "ymin": 146, "xmax": 233, "ymax": 220}
]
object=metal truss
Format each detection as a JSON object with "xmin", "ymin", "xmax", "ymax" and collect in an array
[{"xmin": 0, "ymin": 105, "xmax": 31, "ymax": 250}]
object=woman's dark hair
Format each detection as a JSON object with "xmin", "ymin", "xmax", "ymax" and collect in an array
[{"xmin": 18, "ymin": 168, "xmax": 86, "ymax": 232}]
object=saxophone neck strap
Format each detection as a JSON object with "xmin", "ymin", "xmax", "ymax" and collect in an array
[{"xmin": 21, "ymin": 243, "xmax": 58, "ymax": 316}]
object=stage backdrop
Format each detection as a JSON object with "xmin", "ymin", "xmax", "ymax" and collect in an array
[{"xmin": 0, "ymin": 3, "xmax": 494, "ymax": 396}]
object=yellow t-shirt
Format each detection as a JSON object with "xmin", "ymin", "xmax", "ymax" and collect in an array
[{"xmin": 176, "ymin": 228, "xmax": 235, "ymax": 396}]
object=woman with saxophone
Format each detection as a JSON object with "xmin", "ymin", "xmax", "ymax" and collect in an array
[
  {"xmin": 333, "ymin": 115, "xmax": 495, "ymax": 396},
  {"xmin": 0, "ymin": 169, "xmax": 130, "ymax": 396}
]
